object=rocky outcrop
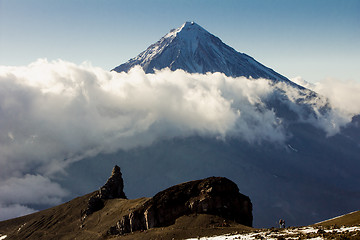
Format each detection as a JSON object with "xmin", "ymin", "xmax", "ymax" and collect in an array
[
  {"xmin": 109, "ymin": 177, "xmax": 252, "ymax": 235},
  {"xmin": 99, "ymin": 165, "xmax": 126, "ymax": 199},
  {"xmin": 82, "ymin": 165, "xmax": 126, "ymax": 217}
]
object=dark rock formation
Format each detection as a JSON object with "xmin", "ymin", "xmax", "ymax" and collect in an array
[
  {"xmin": 82, "ymin": 165, "xmax": 126, "ymax": 217},
  {"xmin": 99, "ymin": 165, "xmax": 126, "ymax": 199},
  {"xmin": 110, "ymin": 177, "xmax": 252, "ymax": 235}
]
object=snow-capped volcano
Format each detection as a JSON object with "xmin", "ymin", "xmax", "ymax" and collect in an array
[
  {"xmin": 112, "ymin": 22, "xmax": 290, "ymax": 83},
  {"xmin": 107, "ymin": 22, "xmax": 359, "ymax": 228},
  {"xmin": 3, "ymin": 22, "xmax": 357, "ymax": 229}
]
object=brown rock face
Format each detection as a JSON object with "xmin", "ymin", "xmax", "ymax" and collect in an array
[
  {"xmin": 83, "ymin": 165, "xmax": 126, "ymax": 217},
  {"xmin": 111, "ymin": 177, "xmax": 252, "ymax": 235}
]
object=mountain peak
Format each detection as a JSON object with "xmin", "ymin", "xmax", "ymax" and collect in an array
[
  {"xmin": 184, "ymin": 21, "xmax": 197, "ymax": 27},
  {"xmin": 177, "ymin": 21, "xmax": 206, "ymax": 33},
  {"xmin": 171, "ymin": 21, "xmax": 211, "ymax": 42},
  {"xmin": 112, "ymin": 22, "xmax": 292, "ymax": 84},
  {"xmin": 166, "ymin": 21, "xmax": 204, "ymax": 37}
]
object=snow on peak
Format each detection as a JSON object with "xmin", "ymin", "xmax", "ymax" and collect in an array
[
  {"xmin": 164, "ymin": 21, "xmax": 208, "ymax": 40},
  {"xmin": 180, "ymin": 21, "xmax": 206, "ymax": 32},
  {"xmin": 112, "ymin": 22, "xmax": 294, "ymax": 84}
]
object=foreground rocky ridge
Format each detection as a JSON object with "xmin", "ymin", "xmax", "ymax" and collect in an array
[
  {"xmin": 1, "ymin": 166, "xmax": 358, "ymax": 240},
  {"xmin": 0, "ymin": 166, "xmax": 253, "ymax": 239},
  {"xmin": 109, "ymin": 176, "xmax": 252, "ymax": 235}
]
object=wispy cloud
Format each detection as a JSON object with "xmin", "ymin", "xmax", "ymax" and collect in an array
[
  {"xmin": 0, "ymin": 174, "xmax": 68, "ymax": 221},
  {"xmin": 291, "ymin": 76, "xmax": 360, "ymax": 135},
  {"xmin": 292, "ymin": 76, "xmax": 360, "ymax": 117},
  {"xmin": 0, "ymin": 204, "xmax": 36, "ymax": 221}
]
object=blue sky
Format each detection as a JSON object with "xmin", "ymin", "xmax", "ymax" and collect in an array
[{"xmin": 0, "ymin": 0, "xmax": 359, "ymax": 83}]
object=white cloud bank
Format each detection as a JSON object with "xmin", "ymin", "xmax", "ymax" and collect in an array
[
  {"xmin": 291, "ymin": 76, "xmax": 360, "ymax": 135},
  {"xmin": 0, "ymin": 59, "xmax": 285, "ymax": 178},
  {"xmin": 292, "ymin": 76, "xmax": 360, "ymax": 116},
  {"xmin": 0, "ymin": 59, "xmax": 358, "ymax": 220},
  {"xmin": 0, "ymin": 174, "xmax": 68, "ymax": 221}
]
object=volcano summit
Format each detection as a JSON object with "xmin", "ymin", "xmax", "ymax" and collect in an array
[{"xmin": 112, "ymin": 22, "xmax": 292, "ymax": 84}]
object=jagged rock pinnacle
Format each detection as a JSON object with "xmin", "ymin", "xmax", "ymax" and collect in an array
[
  {"xmin": 100, "ymin": 165, "xmax": 126, "ymax": 199},
  {"xmin": 82, "ymin": 165, "xmax": 126, "ymax": 218},
  {"xmin": 112, "ymin": 165, "xmax": 121, "ymax": 175}
]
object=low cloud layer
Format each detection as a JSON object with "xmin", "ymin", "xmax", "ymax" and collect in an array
[
  {"xmin": 0, "ymin": 174, "xmax": 68, "ymax": 221},
  {"xmin": 292, "ymin": 76, "xmax": 360, "ymax": 117},
  {"xmin": 291, "ymin": 76, "xmax": 360, "ymax": 135},
  {"xmin": 0, "ymin": 174, "xmax": 68, "ymax": 206},
  {"xmin": 0, "ymin": 59, "xmax": 284, "ymax": 178},
  {"xmin": 0, "ymin": 59, "xmax": 358, "ymax": 220},
  {"xmin": 0, "ymin": 204, "xmax": 36, "ymax": 221}
]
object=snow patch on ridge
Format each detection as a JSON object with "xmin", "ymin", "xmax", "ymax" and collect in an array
[{"xmin": 186, "ymin": 226, "xmax": 360, "ymax": 240}]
